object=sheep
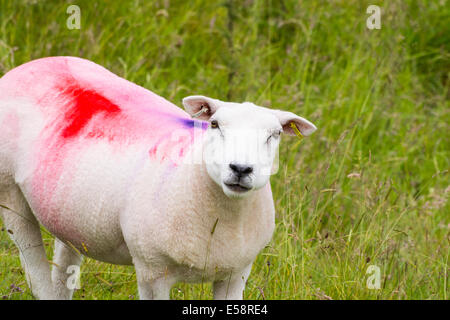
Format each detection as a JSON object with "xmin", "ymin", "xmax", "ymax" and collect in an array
[{"xmin": 0, "ymin": 56, "xmax": 317, "ymax": 300}]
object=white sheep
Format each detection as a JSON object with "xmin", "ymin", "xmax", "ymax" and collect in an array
[{"xmin": 0, "ymin": 56, "xmax": 316, "ymax": 299}]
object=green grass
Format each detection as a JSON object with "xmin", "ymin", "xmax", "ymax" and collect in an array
[{"xmin": 0, "ymin": 0, "xmax": 448, "ymax": 300}]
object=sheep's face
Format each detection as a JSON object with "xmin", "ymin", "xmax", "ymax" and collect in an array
[{"xmin": 183, "ymin": 96, "xmax": 317, "ymax": 198}]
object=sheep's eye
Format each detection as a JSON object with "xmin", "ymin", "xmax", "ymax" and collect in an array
[
  {"xmin": 267, "ymin": 130, "xmax": 281, "ymax": 144},
  {"xmin": 211, "ymin": 120, "xmax": 219, "ymax": 129}
]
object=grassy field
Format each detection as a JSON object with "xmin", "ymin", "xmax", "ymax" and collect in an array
[{"xmin": 0, "ymin": 0, "xmax": 448, "ymax": 300}]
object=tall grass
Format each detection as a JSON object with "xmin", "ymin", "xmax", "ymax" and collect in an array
[{"xmin": 0, "ymin": 0, "xmax": 448, "ymax": 299}]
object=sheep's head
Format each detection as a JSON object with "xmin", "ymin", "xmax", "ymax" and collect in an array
[{"xmin": 183, "ymin": 95, "xmax": 317, "ymax": 198}]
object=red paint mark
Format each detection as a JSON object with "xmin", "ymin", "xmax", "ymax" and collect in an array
[{"xmin": 60, "ymin": 86, "xmax": 121, "ymax": 138}]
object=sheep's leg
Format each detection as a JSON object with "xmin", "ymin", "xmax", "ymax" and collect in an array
[
  {"xmin": 0, "ymin": 185, "xmax": 56, "ymax": 299},
  {"xmin": 135, "ymin": 264, "xmax": 176, "ymax": 299},
  {"xmin": 213, "ymin": 263, "xmax": 253, "ymax": 300},
  {"xmin": 137, "ymin": 277, "xmax": 175, "ymax": 300},
  {"xmin": 51, "ymin": 238, "xmax": 83, "ymax": 299}
]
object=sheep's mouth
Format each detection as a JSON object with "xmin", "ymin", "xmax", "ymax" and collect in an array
[{"xmin": 224, "ymin": 183, "xmax": 252, "ymax": 193}]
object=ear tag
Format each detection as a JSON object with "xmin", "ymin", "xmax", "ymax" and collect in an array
[
  {"xmin": 192, "ymin": 105, "xmax": 209, "ymax": 118},
  {"xmin": 290, "ymin": 122, "xmax": 304, "ymax": 140}
]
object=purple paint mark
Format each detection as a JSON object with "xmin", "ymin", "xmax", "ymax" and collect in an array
[{"xmin": 177, "ymin": 117, "xmax": 208, "ymax": 130}]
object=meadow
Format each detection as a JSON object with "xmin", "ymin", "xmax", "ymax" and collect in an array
[{"xmin": 0, "ymin": 0, "xmax": 448, "ymax": 299}]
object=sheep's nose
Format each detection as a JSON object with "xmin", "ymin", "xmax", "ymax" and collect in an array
[{"xmin": 229, "ymin": 163, "xmax": 253, "ymax": 176}]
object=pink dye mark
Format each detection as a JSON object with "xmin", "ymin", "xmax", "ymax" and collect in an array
[
  {"xmin": 29, "ymin": 81, "xmax": 124, "ymax": 240},
  {"xmin": 12, "ymin": 57, "xmax": 207, "ymax": 240}
]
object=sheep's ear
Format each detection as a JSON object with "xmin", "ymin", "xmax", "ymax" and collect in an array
[
  {"xmin": 271, "ymin": 110, "xmax": 317, "ymax": 136},
  {"xmin": 182, "ymin": 95, "xmax": 221, "ymax": 120}
]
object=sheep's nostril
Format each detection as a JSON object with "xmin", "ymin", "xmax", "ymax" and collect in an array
[
  {"xmin": 229, "ymin": 163, "xmax": 253, "ymax": 176},
  {"xmin": 242, "ymin": 166, "xmax": 253, "ymax": 174}
]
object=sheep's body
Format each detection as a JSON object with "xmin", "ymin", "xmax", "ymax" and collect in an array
[{"xmin": 0, "ymin": 57, "xmax": 275, "ymax": 299}]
